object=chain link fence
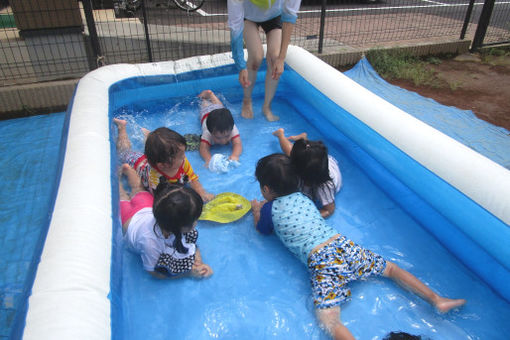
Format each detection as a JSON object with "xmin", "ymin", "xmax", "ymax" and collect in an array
[{"xmin": 0, "ymin": 0, "xmax": 509, "ymax": 87}]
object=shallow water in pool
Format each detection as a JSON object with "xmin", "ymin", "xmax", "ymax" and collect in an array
[{"xmin": 113, "ymin": 90, "xmax": 510, "ymax": 340}]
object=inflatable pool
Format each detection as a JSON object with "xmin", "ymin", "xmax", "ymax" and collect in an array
[{"xmin": 21, "ymin": 46, "xmax": 510, "ymax": 339}]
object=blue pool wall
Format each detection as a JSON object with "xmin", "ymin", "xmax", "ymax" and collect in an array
[{"xmin": 107, "ymin": 63, "xmax": 510, "ymax": 307}]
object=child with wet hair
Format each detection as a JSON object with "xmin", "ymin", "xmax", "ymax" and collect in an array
[
  {"xmin": 251, "ymin": 153, "xmax": 465, "ymax": 340},
  {"xmin": 198, "ymin": 90, "xmax": 243, "ymax": 167},
  {"xmin": 273, "ymin": 128, "xmax": 341, "ymax": 218},
  {"xmin": 114, "ymin": 118, "xmax": 213, "ymax": 202},
  {"xmin": 119, "ymin": 164, "xmax": 212, "ymax": 279}
]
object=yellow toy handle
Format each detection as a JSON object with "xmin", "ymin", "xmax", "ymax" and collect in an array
[{"xmin": 199, "ymin": 192, "xmax": 252, "ymax": 223}]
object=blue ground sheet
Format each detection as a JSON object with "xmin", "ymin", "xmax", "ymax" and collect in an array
[
  {"xmin": 344, "ymin": 58, "xmax": 510, "ymax": 170},
  {"xmin": 0, "ymin": 113, "xmax": 65, "ymax": 339}
]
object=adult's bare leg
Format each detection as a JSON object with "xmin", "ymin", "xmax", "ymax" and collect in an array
[
  {"xmin": 262, "ymin": 28, "xmax": 283, "ymax": 121},
  {"xmin": 242, "ymin": 21, "xmax": 264, "ymax": 119}
]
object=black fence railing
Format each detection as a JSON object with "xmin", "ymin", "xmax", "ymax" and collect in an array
[{"xmin": 0, "ymin": 0, "xmax": 509, "ymax": 87}]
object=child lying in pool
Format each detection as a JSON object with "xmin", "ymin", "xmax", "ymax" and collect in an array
[
  {"xmin": 197, "ymin": 90, "xmax": 243, "ymax": 168},
  {"xmin": 114, "ymin": 118, "xmax": 214, "ymax": 202},
  {"xmin": 119, "ymin": 163, "xmax": 213, "ymax": 279},
  {"xmin": 251, "ymin": 153, "xmax": 465, "ymax": 340},
  {"xmin": 273, "ymin": 128, "xmax": 342, "ymax": 218}
]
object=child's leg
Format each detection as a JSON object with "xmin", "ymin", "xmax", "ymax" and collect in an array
[
  {"xmin": 121, "ymin": 163, "xmax": 145, "ymax": 196},
  {"xmin": 316, "ymin": 307, "xmax": 355, "ymax": 340},
  {"xmin": 272, "ymin": 128, "xmax": 293, "ymax": 156},
  {"xmin": 272, "ymin": 128, "xmax": 308, "ymax": 156},
  {"xmin": 119, "ymin": 178, "xmax": 130, "ymax": 201},
  {"xmin": 198, "ymin": 90, "xmax": 222, "ymax": 107},
  {"xmin": 383, "ymin": 261, "xmax": 466, "ymax": 313},
  {"xmin": 141, "ymin": 127, "xmax": 150, "ymax": 141},
  {"xmin": 288, "ymin": 132, "xmax": 307, "ymax": 141},
  {"xmin": 113, "ymin": 118, "xmax": 131, "ymax": 153}
]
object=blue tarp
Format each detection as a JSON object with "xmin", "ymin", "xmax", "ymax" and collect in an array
[
  {"xmin": 0, "ymin": 113, "xmax": 65, "ymax": 339},
  {"xmin": 344, "ymin": 58, "xmax": 510, "ymax": 170}
]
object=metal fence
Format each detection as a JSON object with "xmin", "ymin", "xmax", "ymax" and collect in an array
[{"xmin": 0, "ymin": 0, "xmax": 509, "ymax": 88}]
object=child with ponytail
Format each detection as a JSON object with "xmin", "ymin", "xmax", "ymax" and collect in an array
[{"xmin": 119, "ymin": 164, "xmax": 212, "ymax": 278}]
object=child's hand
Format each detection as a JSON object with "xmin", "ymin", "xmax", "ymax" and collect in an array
[
  {"xmin": 202, "ymin": 192, "xmax": 215, "ymax": 203},
  {"xmin": 251, "ymin": 199, "xmax": 264, "ymax": 226},
  {"xmin": 191, "ymin": 262, "xmax": 213, "ymax": 278},
  {"xmin": 250, "ymin": 199, "xmax": 263, "ymax": 214}
]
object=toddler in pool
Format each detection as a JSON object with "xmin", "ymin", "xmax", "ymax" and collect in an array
[
  {"xmin": 119, "ymin": 163, "xmax": 212, "ymax": 278},
  {"xmin": 251, "ymin": 153, "xmax": 465, "ymax": 340},
  {"xmin": 273, "ymin": 128, "xmax": 342, "ymax": 218},
  {"xmin": 197, "ymin": 90, "xmax": 243, "ymax": 168},
  {"xmin": 114, "ymin": 118, "xmax": 214, "ymax": 202}
]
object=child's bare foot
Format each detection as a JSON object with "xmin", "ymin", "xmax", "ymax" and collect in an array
[
  {"xmin": 263, "ymin": 105, "xmax": 279, "ymax": 122},
  {"xmin": 242, "ymin": 98, "xmax": 254, "ymax": 119},
  {"xmin": 141, "ymin": 127, "xmax": 150, "ymax": 138},
  {"xmin": 121, "ymin": 163, "xmax": 131, "ymax": 175},
  {"xmin": 113, "ymin": 118, "xmax": 127, "ymax": 129},
  {"xmin": 435, "ymin": 297, "xmax": 466, "ymax": 313},
  {"xmin": 289, "ymin": 132, "xmax": 307, "ymax": 141},
  {"xmin": 272, "ymin": 128, "xmax": 285, "ymax": 138},
  {"xmin": 198, "ymin": 89, "xmax": 212, "ymax": 98}
]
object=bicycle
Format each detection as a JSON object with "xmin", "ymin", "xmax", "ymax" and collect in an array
[{"xmin": 114, "ymin": 0, "xmax": 205, "ymax": 18}]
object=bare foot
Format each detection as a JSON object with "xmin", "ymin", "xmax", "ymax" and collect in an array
[
  {"xmin": 121, "ymin": 163, "xmax": 131, "ymax": 175},
  {"xmin": 289, "ymin": 132, "xmax": 307, "ymax": 141},
  {"xmin": 435, "ymin": 297, "xmax": 466, "ymax": 313},
  {"xmin": 198, "ymin": 89, "xmax": 212, "ymax": 98},
  {"xmin": 272, "ymin": 128, "xmax": 285, "ymax": 138},
  {"xmin": 242, "ymin": 98, "xmax": 254, "ymax": 119},
  {"xmin": 141, "ymin": 127, "xmax": 150, "ymax": 138},
  {"xmin": 113, "ymin": 118, "xmax": 127, "ymax": 129},
  {"xmin": 263, "ymin": 105, "xmax": 279, "ymax": 122}
]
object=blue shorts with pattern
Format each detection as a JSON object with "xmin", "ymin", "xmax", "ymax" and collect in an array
[
  {"xmin": 308, "ymin": 235, "xmax": 387, "ymax": 309},
  {"xmin": 118, "ymin": 150, "xmax": 142, "ymax": 167},
  {"xmin": 118, "ymin": 150, "xmax": 151, "ymax": 189}
]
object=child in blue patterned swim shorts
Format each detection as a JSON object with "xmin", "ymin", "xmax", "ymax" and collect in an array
[{"xmin": 251, "ymin": 153, "xmax": 466, "ymax": 340}]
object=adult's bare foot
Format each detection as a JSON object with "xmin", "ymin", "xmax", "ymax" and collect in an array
[
  {"xmin": 263, "ymin": 105, "xmax": 279, "ymax": 122},
  {"xmin": 242, "ymin": 98, "xmax": 254, "ymax": 119}
]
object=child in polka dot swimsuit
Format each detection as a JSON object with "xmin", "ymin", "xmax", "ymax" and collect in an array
[
  {"xmin": 250, "ymin": 153, "xmax": 465, "ymax": 340},
  {"xmin": 119, "ymin": 164, "xmax": 213, "ymax": 279}
]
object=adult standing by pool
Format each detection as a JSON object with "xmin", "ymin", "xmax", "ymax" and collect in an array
[{"xmin": 227, "ymin": 0, "xmax": 301, "ymax": 121}]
